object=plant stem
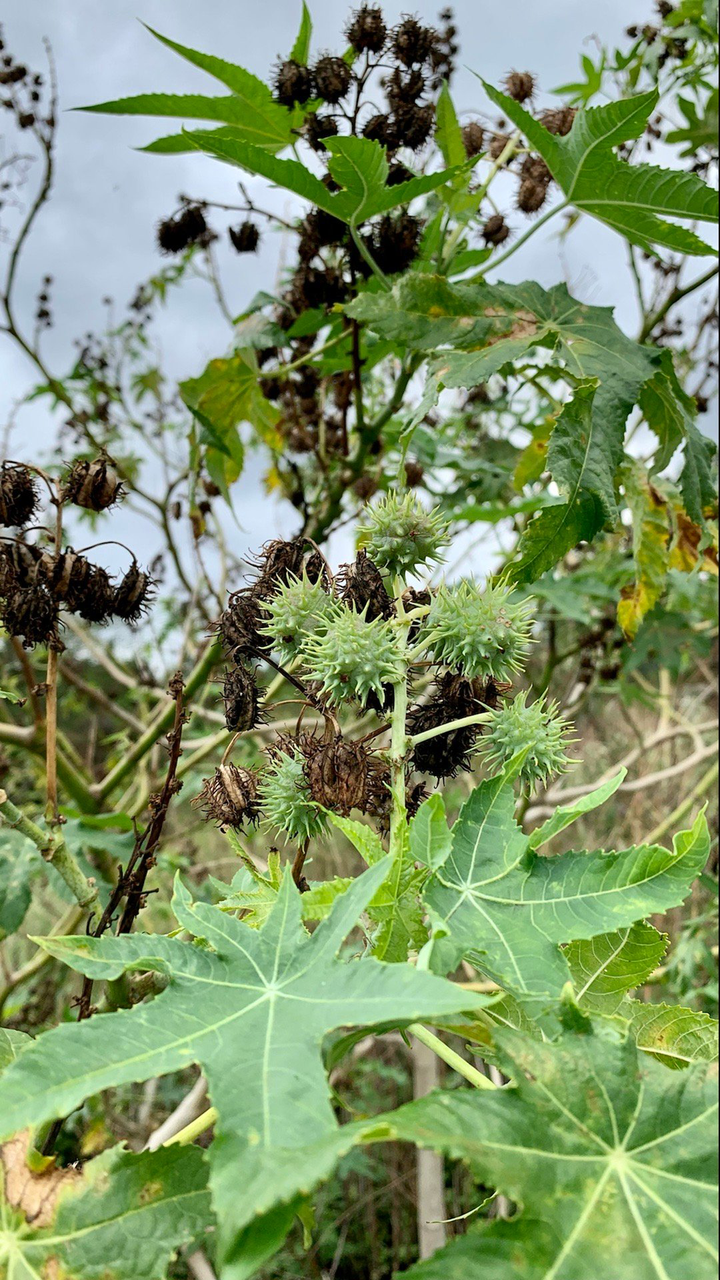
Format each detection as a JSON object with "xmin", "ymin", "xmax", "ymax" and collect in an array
[
  {"xmin": 410, "ymin": 713, "xmax": 487, "ymax": 748},
  {"xmin": 349, "ymin": 219, "xmax": 390, "ymax": 289},
  {"xmin": 638, "ymin": 263, "xmax": 719, "ymax": 343},
  {"xmin": 0, "ymin": 789, "xmax": 100, "ymax": 917},
  {"xmin": 388, "ymin": 578, "xmax": 411, "ymax": 865},
  {"xmin": 408, "ymin": 1024, "xmax": 498, "ymax": 1091},
  {"xmin": 164, "ymin": 1106, "xmax": 218, "ymax": 1147}
]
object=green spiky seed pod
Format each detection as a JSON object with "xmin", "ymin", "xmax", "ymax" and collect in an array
[
  {"xmin": 477, "ymin": 690, "xmax": 576, "ymax": 790},
  {"xmin": 260, "ymin": 573, "xmax": 338, "ymax": 664},
  {"xmin": 357, "ymin": 493, "xmax": 450, "ymax": 579},
  {"xmin": 301, "ymin": 605, "xmax": 404, "ymax": 707},
  {"xmin": 261, "ymin": 747, "xmax": 327, "ymax": 843},
  {"xmin": 420, "ymin": 580, "xmax": 534, "ymax": 681}
]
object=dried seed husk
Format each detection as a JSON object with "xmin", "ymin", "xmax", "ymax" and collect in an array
[
  {"xmin": 193, "ymin": 764, "xmax": 261, "ymax": 828},
  {"xmin": 63, "ymin": 458, "xmax": 123, "ymax": 512},
  {"xmin": 0, "ymin": 583, "xmax": 59, "ymax": 648},
  {"xmin": 113, "ymin": 561, "xmax": 154, "ymax": 623},
  {"xmin": 337, "ymin": 549, "xmax": 394, "ymax": 622},
  {"xmin": 214, "ymin": 588, "xmax": 271, "ymax": 659},
  {"xmin": 0, "ymin": 541, "xmax": 44, "ymax": 591},
  {"xmin": 303, "ymin": 736, "xmax": 370, "ymax": 815},
  {"xmin": 222, "ymin": 664, "xmax": 264, "ymax": 733},
  {"xmin": 409, "ymin": 674, "xmax": 502, "ymax": 779}
]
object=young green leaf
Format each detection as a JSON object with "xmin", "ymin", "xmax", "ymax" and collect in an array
[
  {"xmin": 290, "ymin": 2, "xmax": 313, "ymax": 64},
  {"xmin": 481, "ymin": 80, "xmax": 718, "ymax": 256},
  {"xmin": 506, "ymin": 491, "xmax": 605, "ymax": 586},
  {"xmin": 384, "ymin": 1029, "xmax": 719, "ymax": 1280}
]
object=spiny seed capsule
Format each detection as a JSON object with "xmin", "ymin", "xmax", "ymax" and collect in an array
[
  {"xmin": 488, "ymin": 132, "xmax": 511, "ymax": 160},
  {"xmin": 273, "ymin": 59, "xmax": 313, "ymax": 107},
  {"xmin": 420, "ymin": 580, "xmax": 534, "ymax": 681},
  {"xmin": 0, "ymin": 464, "xmax": 39, "ymax": 528},
  {"xmin": 346, "ymin": 5, "xmax": 388, "ymax": 53},
  {"xmin": 193, "ymin": 764, "xmax": 261, "ymax": 828},
  {"xmin": 386, "ymin": 67, "xmax": 425, "ymax": 108},
  {"xmin": 357, "ymin": 492, "xmax": 450, "ymax": 578},
  {"xmin": 41, "ymin": 548, "xmax": 93, "ymax": 608},
  {"xmin": 303, "ymin": 737, "xmax": 370, "ymax": 815},
  {"xmin": 261, "ymin": 572, "xmax": 337, "ymax": 664},
  {"xmin": 229, "ymin": 220, "xmax": 260, "ymax": 253},
  {"xmin": 462, "ymin": 121, "xmax": 484, "ymax": 158},
  {"xmin": 0, "ymin": 583, "xmax": 59, "ymax": 649},
  {"xmin": 477, "ymin": 690, "xmax": 576, "ymax": 790},
  {"xmin": 113, "ymin": 561, "xmax": 154, "ymax": 624},
  {"xmin": 337, "ymin": 549, "xmax": 394, "ymax": 622},
  {"xmin": 503, "ymin": 70, "xmax": 536, "ymax": 102},
  {"xmin": 482, "ymin": 214, "xmax": 510, "ymax": 245},
  {"xmin": 261, "ymin": 744, "xmax": 328, "ymax": 843},
  {"xmin": 312, "ymin": 55, "xmax": 353, "ymax": 104},
  {"xmin": 302, "ymin": 604, "xmax": 404, "ymax": 707},
  {"xmin": 517, "ymin": 177, "xmax": 549, "ymax": 213},
  {"xmin": 251, "ymin": 537, "xmax": 309, "ymax": 596},
  {"xmin": 63, "ymin": 458, "xmax": 123, "ymax": 512},
  {"xmin": 222, "ymin": 664, "xmax": 263, "ymax": 733}
]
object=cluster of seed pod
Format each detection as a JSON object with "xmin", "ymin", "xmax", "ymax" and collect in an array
[
  {"xmin": 195, "ymin": 494, "xmax": 574, "ymax": 839},
  {"xmin": 0, "ymin": 459, "xmax": 154, "ymax": 649}
]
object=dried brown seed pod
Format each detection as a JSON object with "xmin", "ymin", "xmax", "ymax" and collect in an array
[
  {"xmin": 214, "ymin": 588, "xmax": 271, "ymax": 658},
  {"xmin": 391, "ymin": 16, "xmax": 437, "ymax": 67},
  {"xmin": 73, "ymin": 563, "xmax": 117, "ymax": 625},
  {"xmin": 229, "ymin": 221, "xmax": 260, "ymax": 253},
  {"xmin": 193, "ymin": 764, "xmax": 261, "ymax": 828},
  {"xmin": 0, "ymin": 541, "xmax": 44, "ymax": 591},
  {"xmin": 503, "ymin": 70, "xmax": 536, "ymax": 102},
  {"xmin": 346, "ymin": 5, "xmax": 388, "ymax": 53},
  {"xmin": 404, "ymin": 459, "xmax": 424, "ymax": 487},
  {"xmin": 539, "ymin": 105, "xmax": 577, "ymax": 136},
  {"xmin": 157, "ymin": 205, "xmax": 208, "ymax": 254},
  {"xmin": 0, "ymin": 583, "xmax": 59, "ymax": 649},
  {"xmin": 273, "ymin": 59, "xmax": 312, "ymax": 107},
  {"xmin": 113, "ymin": 561, "xmax": 154, "ymax": 623},
  {"xmin": 303, "ymin": 736, "xmax": 370, "ymax": 815},
  {"xmin": 222, "ymin": 664, "xmax": 264, "ymax": 733},
  {"xmin": 386, "ymin": 67, "xmax": 426, "ymax": 109},
  {"xmin": 337, "ymin": 549, "xmax": 394, "ymax": 622},
  {"xmin": 461, "ymin": 121, "xmax": 484, "ymax": 158},
  {"xmin": 488, "ymin": 132, "xmax": 511, "ymax": 160},
  {"xmin": 42, "ymin": 548, "xmax": 93, "ymax": 608},
  {"xmin": 372, "ymin": 211, "xmax": 423, "ymax": 274},
  {"xmin": 393, "ymin": 101, "xmax": 435, "ymax": 150},
  {"xmin": 251, "ymin": 537, "xmax": 310, "ymax": 596},
  {"xmin": 0, "ymin": 464, "xmax": 39, "ymax": 528},
  {"xmin": 482, "ymin": 213, "xmax": 510, "ymax": 246},
  {"xmin": 312, "ymin": 54, "xmax": 353, "ymax": 104},
  {"xmin": 409, "ymin": 673, "xmax": 489, "ymax": 779},
  {"xmin": 304, "ymin": 113, "xmax": 339, "ymax": 153},
  {"xmin": 522, "ymin": 155, "xmax": 551, "ymax": 184},
  {"xmin": 353, "ymin": 475, "xmax": 379, "ymax": 502},
  {"xmin": 63, "ymin": 458, "xmax": 123, "ymax": 512},
  {"xmin": 517, "ymin": 176, "xmax": 549, "ymax": 213},
  {"xmin": 362, "ymin": 111, "xmax": 398, "ymax": 149}
]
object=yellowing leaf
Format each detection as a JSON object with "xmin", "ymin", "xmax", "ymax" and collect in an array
[{"xmin": 618, "ymin": 464, "xmax": 671, "ymax": 638}]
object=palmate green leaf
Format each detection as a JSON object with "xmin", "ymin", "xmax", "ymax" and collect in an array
[
  {"xmin": 0, "ymin": 1140, "xmax": 212, "ymax": 1280},
  {"xmin": 0, "ymin": 1030, "xmax": 29, "ymax": 1074},
  {"xmin": 482, "ymin": 80, "xmax": 717, "ymax": 256},
  {"xmin": 349, "ymin": 276, "xmax": 663, "ymax": 525},
  {"xmin": 0, "ymin": 863, "xmax": 489, "ymax": 1272},
  {"xmin": 409, "ymin": 794, "xmax": 453, "ymax": 872},
  {"xmin": 567, "ymin": 921, "xmax": 669, "ymax": 1014},
  {"xmin": 83, "ymin": 26, "xmax": 295, "ymax": 154},
  {"xmin": 506, "ymin": 491, "xmax": 605, "ymax": 587},
  {"xmin": 182, "ymin": 131, "xmax": 458, "ymax": 225},
  {"xmin": 386, "ymin": 1029, "xmax": 719, "ymax": 1280},
  {"xmin": 681, "ymin": 420, "xmax": 718, "ymax": 526},
  {"xmin": 423, "ymin": 771, "xmax": 709, "ymax": 1009},
  {"xmin": 290, "ymin": 1, "xmax": 313, "ymax": 64}
]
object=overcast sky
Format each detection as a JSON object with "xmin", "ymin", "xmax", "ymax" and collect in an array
[{"xmin": 0, "ymin": 0, "xmax": 714, "ymax": 578}]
